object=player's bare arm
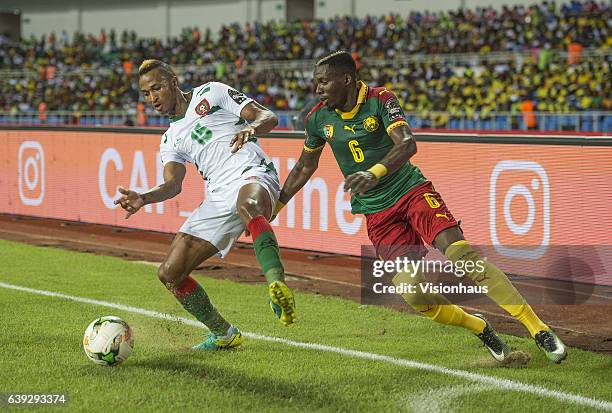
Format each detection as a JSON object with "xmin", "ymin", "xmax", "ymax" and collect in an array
[
  {"xmin": 230, "ymin": 101, "xmax": 279, "ymax": 153},
  {"xmin": 343, "ymin": 124, "xmax": 417, "ymax": 195},
  {"xmin": 278, "ymin": 148, "xmax": 323, "ymax": 206},
  {"xmin": 114, "ymin": 161, "xmax": 186, "ymax": 219}
]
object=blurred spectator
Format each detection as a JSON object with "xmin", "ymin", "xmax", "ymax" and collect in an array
[
  {"xmin": 123, "ymin": 61, "xmax": 134, "ymax": 75},
  {"xmin": 38, "ymin": 101, "xmax": 47, "ymax": 123},
  {"xmin": 2, "ymin": 0, "xmax": 608, "ymax": 70},
  {"xmin": 136, "ymin": 102, "xmax": 146, "ymax": 126},
  {"xmin": 567, "ymin": 42, "xmax": 584, "ymax": 64},
  {"xmin": 521, "ymin": 96, "xmax": 538, "ymax": 129}
]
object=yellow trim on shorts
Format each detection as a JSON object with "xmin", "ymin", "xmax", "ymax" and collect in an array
[
  {"xmin": 303, "ymin": 144, "xmax": 325, "ymax": 153},
  {"xmin": 386, "ymin": 120, "xmax": 408, "ymax": 134}
]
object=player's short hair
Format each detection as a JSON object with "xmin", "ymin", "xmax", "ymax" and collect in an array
[
  {"xmin": 315, "ymin": 51, "xmax": 356, "ymax": 77},
  {"xmin": 138, "ymin": 59, "xmax": 176, "ymax": 80}
]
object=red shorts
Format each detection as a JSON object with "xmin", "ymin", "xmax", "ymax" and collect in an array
[{"xmin": 365, "ymin": 181, "xmax": 458, "ymax": 260}]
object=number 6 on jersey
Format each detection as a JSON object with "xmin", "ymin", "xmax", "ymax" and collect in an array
[{"xmin": 348, "ymin": 139, "xmax": 364, "ymax": 163}]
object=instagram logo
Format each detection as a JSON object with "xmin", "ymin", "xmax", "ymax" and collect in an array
[
  {"xmin": 18, "ymin": 141, "xmax": 45, "ymax": 206},
  {"xmin": 489, "ymin": 160, "xmax": 550, "ymax": 259}
]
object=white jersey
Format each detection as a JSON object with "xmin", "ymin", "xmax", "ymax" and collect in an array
[{"xmin": 159, "ymin": 82, "xmax": 276, "ymax": 193}]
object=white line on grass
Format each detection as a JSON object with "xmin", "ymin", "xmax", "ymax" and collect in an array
[{"xmin": 1, "ymin": 281, "xmax": 610, "ymax": 412}]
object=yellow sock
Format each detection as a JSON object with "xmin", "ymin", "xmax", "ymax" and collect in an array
[
  {"xmin": 503, "ymin": 304, "xmax": 550, "ymax": 337},
  {"xmin": 393, "ymin": 269, "xmax": 486, "ymax": 334},
  {"xmin": 422, "ymin": 304, "xmax": 486, "ymax": 334},
  {"xmin": 445, "ymin": 240, "xmax": 549, "ymax": 337}
]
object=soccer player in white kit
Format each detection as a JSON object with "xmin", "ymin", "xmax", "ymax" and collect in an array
[{"xmin": 114, "ymin": 59, "xmax": 296, "ymax": 350}]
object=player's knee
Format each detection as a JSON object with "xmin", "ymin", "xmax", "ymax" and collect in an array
[
  {"xmin": 444, "ymin": 240, "xmax": 488, "ymax": 282},
  {"xmin": 157, "ymin": 261, "xmax": 185, "ymax": 287},
  {"xmin": 238, "ymin": 197, "xmax": 264, "ymax": 219},
  {"xmin": 444, "ymin": 240, "xmax": 478, "ymax": 262}
]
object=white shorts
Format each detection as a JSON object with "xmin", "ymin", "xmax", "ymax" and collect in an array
[{"xmin": 179, "ymin": 171, "xmax": 280, "ymax": 258}]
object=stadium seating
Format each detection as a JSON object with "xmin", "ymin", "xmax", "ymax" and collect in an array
[{"xmin": 0, "ymin": 0, "xmax": 610, "ymax": 131}]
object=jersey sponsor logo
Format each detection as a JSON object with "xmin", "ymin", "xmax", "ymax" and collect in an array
[
  {"xmin": 343, "ymin": 125, "xmax": 356, "ymax": 134},
  {"xmin": 363, "ymin": 116, "xmax": 379, "ymax": 132},
  {"xmin": 323, "ymin": 124, "xmax": 334, "ymax": 140},
  {"xmin": 385, "ymin": 98, "xmax": 405, "ymax": 123},
  {"xmin": 228, "ymin": 88, "xmax": 248, "ymax": 105},
  {"xmin": 195, "ymin": 98, "xmax": 211, "ymax": 116}
]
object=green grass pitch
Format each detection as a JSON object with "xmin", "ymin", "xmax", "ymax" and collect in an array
[{"xmin": 0, "ymin": 239, "xmax": 610, "ymax": 412}]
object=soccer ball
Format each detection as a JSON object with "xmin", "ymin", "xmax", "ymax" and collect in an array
[{"xmin": 82, "ymin": 316, "xmax": 134, "ymax": 366}]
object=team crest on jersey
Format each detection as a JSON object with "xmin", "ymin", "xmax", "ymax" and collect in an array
[
  {"xmin": 323, "ymin": 124, "xmax": 334, "ymax": 140},
  {"xmin": 195, "ymin": 98, "xmax": 211, "ymax": 116},
  {"xmin": 363, "ymin": 116, "xmax": 379, "ymax": 132}
]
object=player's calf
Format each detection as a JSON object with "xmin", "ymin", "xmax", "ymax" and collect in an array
[
  {"xmin": 246, "ymin": 214, "xmax": 297, "ymax": 325},
  {"xmin": 443, "ymin": 240, "xmax": 569, "ymax": 363},
  {"xmin": 246, "ymin": 215, "xmax": 285, "ymax": 283},
  {"xmin": 393, "ymin": 266, "xmax": 520, "ymax": 362},
  {"xmin": 159, "ymin": 263, "xmax": 232, "ymax": 337},
  {"xmin": 236, "ymin": 182, "xmax": 296, "ymax": 325}
]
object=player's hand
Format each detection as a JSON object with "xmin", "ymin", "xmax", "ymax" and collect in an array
[
  {"xmin": 230, "ymin": 126, "xmax": 256, "ymax": 153},
  {"xmin": 343, "ymin": 171, "xmax": 379, "ymax": 195},
  {"xmin": 113, "ymin": 187, "xmax": 145, "ymax": 219}
]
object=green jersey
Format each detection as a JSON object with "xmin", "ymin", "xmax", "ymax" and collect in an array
[{"xmin": 304, "ymin": 81, "xmax": 426, "ymax": 214}]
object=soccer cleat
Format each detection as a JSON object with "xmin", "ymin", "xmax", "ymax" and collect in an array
[
  {"xmin": 534, "ymin": 330, "xmax": 567, "ymax": 363},
  {"xmin": 474, "ymin": 314, "xmax": 512, "ymax": 362},
  {"xmin": 268, "ymin": 281, "xmax": 296, "ymax": 326},
  {"xmin": 192, "ymin": 325, "xmax": 243, "ymax": 350}
]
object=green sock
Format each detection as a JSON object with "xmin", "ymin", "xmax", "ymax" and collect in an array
[
  {"xmin": 171, "ymin": 276, "xmax": 230, "ymax": 335},
  {"xmin": 247, "ymin": 215, "xmax": 285, "ymax": 285}
]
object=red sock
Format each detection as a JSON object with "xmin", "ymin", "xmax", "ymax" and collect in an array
[
  {"xmin": 247, "ymin": 215, "xmax": 284, "ymax": 283},
  {"xmin": 172, "ymin": 276, "xmax": 198, "ymax": 297},
  {"xmin": 247, "ymin": 215, "xmax": 272, "ymax": 241}
]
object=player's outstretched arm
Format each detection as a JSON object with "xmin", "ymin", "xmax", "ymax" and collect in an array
[
  {"xmin": 344, "ymin": 124, "xmax": 417, "ymax": 195},
  {"xmin": 230, "ymin": 101, "xmax": 279, "ymax": 153},
  {"xmin": 114, "ymin": 161, "xmax": 186, "ymax": 219},
  {"xmin": 274, "ymin": 148, "xmax": 323, "ymax": 217}
]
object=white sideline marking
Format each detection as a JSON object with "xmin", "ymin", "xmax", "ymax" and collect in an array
[{"xmin": 1, "ymin": 281, "xmax": 610, "ymax": 412}]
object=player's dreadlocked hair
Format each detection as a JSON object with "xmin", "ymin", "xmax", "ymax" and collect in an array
[
  {"xmin": 315, "ymin": 51, "xmax": 356, "ymax": 77},
  {"xmin": 138, "ymin": 59, "xmax": 176, "ymax": 80}
]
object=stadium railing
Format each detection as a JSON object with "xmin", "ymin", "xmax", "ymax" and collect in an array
[
  {"xmin": 404, "ymin": 111, "xmax": 612, "ymax": 133},
  {"xmin": 1, "ymin": 110, "xmax": 610, "ymax": 133},
  {"xmin": 0, "ymin": 110, "xmax": 290, "ymax": 129}
]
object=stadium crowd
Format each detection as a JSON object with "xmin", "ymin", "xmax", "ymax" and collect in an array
[{"xmin": 0, "ymin": 0, "xmax": 610, "ymax": 128}]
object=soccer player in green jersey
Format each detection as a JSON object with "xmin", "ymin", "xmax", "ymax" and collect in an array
[{"xmin": 275, "ymin": 51, "xmax": 566, "ymax": 363}]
